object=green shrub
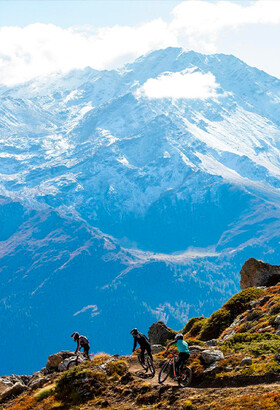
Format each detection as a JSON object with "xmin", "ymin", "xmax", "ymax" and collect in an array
[
  {"xmin": 34, "ymin": 385, "xmax": 55, "ymax": 401},
  {"xmin": 182, "ymin": 317, "xmax": 205, "ymax": 334},
  {"xmin": 222, "ymin": 332, "xmax": 280, "ymax": 355},
  {"xmin": 106, "ymin": 360, "xmax": 128, "ymax": 377},
  {"xmin": 200, "ymin": 288, "xmax": 266, "ymax": 340},
  {"xmin": 182, "ymin": 399, "xmax": 193, "ymax": 409},
  {"xmin": 224, "ymin": 288, "xmax": 265, "ymax": 316},
  {"xmin": 55, "ymin": 367, "xmax": 107, "ymax": 404},
  {"xmin": 200, "ymin": 308, "xmax": 232, "ymax": 340}
]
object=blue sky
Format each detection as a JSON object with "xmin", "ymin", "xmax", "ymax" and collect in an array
[{"xmin": 0, "ymin": 0, "xmax": 280, "ymax": 85}]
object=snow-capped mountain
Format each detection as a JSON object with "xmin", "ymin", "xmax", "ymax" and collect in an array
[{"xmin": 1, "ymin": 47, "xmax": 280, "ymax": 374}]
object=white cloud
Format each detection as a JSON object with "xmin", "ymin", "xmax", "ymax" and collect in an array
[
  {"xmin": 171, "ymin": 0, "xmax": 280, "ymax": 52},
  {"xmin": 136, "ymin": 70, "xmax": 219, "ymax": 99},
  {"xmin": 0, "ymin": 20, "xmax": 178, "ymax": 85},
  {"xmin": 0, "ymin": 1, "xmax": 280, "ymax": 85}
]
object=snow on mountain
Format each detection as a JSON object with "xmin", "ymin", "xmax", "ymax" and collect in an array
[{"xmin": 1, "ymin": 47, "xmax": 280, "ymax": 374}]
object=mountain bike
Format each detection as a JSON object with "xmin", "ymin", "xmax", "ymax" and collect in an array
[
  {"xmin": 138, "ymin": 351, "xmax": 155, "ymax": 377},
  {"xmin": 158, "ymin": 350, "xmax": 192, "ymax": 387},
  {"xmin": 66, "ymin": 352, "xmax": 87, "ymax": 369}
]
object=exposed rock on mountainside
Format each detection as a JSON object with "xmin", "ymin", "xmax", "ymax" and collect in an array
[
  {"xmin": 148, "ymin": 321, "xmax": 175, "ymax": 345},
  {"xmin": 240, "ymin": 258, "xmax": 280, "ymax": 289}
]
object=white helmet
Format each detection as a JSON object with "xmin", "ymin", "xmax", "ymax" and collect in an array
[{"xmin": 175, "ymin": 333, "xmax": 183, "ymax": 340}]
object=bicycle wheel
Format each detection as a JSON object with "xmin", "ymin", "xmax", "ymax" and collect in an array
[
  {"xmin": 146, "ymin": 356, "xmax": 155, "ymax": 377},
  {"xmin": 67, "ymin": 359, "xmax": 77, "ymax": 370},
  {"xmin": 179, "ymin": 366, "xmax": 192, "ymax": 387},
  {"xmin": 158, "ymin": 361, "xmax": 170, "ymax": 384},
  {"xmin": 138, "ymin": 352, "xmax": 148, "ymax": 371}
]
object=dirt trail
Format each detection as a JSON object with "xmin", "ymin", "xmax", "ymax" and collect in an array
[{"xmin": 126, "ymin": 355, "xmax": 280, "ymax": 409}]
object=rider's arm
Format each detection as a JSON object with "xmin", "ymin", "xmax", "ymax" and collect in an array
[
  {"xmin": 132, "ymin": 337, "xmax": 137, "ymax": 352},
  {"xmin": 75, "ymin": 339, "xmax": 81, "ymax": 354},
  {"xmin": 166, "ymin": 340, "xmax": 176, "ymax": 350}
]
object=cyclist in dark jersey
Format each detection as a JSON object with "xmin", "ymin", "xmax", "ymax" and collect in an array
[
  {"xmin": 166, "ymin": 333, "xmax": 190, "ymax": 379},
  {"xmin": 71, "ymin": 332, "xmax": 90, "ymax": 359},
  {"xmin": 131, "ymin": 328, "xmax": 153, "ymax": 365}
]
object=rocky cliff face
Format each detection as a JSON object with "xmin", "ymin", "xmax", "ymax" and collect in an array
[{"xmin": 240, "ymin": 258, "xmax": 280, "ymax": 289}]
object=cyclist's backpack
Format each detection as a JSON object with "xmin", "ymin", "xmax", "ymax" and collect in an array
[{"xmin": 79, "ymin": 335, "xmax": 89, "ymax": 346}]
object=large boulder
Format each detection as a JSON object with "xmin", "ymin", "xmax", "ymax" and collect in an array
[
  {"xmin": 0, "ymin": 378, "xmax": 13, "ymax": 395},
  {"xmin": 46, "ymin": 351, "xmax": 74, "ymax": 371},
  {"xmin": 148, "ymin": 321, "xmax": 175, "ymax": 345},
  {"xmin": 200, "ymin": 350, "xmax": 224, "ymax": 364},
  {"xmin": 240, "ymin": 258, "xmax": 280, "ymax": 289},
  {"xmin": 0, "ymin": 382, "xmax": 27, "ymax": 402}
]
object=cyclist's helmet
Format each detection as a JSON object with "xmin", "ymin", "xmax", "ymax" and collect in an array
[
  {"xmin": 71, "ymin": 332, "xmax": 79, "ymax": 341},
  {"xmin": 130, "ymin": 328, "xmax": 138, "ymax": 336},
  {"xmin": 175, "ymin": 333, "xmax": 184, "ymax": 340}
]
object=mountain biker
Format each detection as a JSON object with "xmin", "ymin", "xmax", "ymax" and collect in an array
[
  {"xmin": 166, "ymin": 333, "xmax": 190, "ymax": 379},
  {"xmin": 130, "ymin": 328, "xmax": 153, "ymax": 365},
  {"xmin": 71, "ymin": 332, "xmax": 90, "ymax": 360}
]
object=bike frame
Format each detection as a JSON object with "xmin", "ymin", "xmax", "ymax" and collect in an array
[{"xmin": 167, "ymin": 350, "xmax": 182, "ymax": 379}]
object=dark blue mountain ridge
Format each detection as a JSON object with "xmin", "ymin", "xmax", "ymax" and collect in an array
[{"xmin": 0, "ymin": 47, "xmax": 280, "ymax": 374}]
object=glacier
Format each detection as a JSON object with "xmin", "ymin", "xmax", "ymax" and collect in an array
[{"xmin": 0, "ymin": 47, "xmax": 280, "ymax": 374}]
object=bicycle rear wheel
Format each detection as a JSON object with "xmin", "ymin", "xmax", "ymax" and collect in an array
[
  {"xmin": 179, "ymin": 366, "xmax": 192, "ymax": 387},
  {"xmin": 67, "ymin": 359, "xmax": 77, "ymax": 370},
  {"xmin": 158, "ymin": 361, "xmax": 170, "ymax": 384}
]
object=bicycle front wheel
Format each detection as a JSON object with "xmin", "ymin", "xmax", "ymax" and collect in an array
[
  {"xmin": 179, "ymin": 366, "xmax": 192, "ymax": 387},
  {"xmin": 146, "ymin": 356, "xmax": 155, "ymax": 377},
  {"xmin": 158, "ymin": 361, "xmax": 170, "ymax": 384},
  {"xmin": 138, "ymin": 353, "xmax": 148, "ymax": 371}
]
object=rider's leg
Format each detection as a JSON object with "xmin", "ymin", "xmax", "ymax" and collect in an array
[
  {"xmin": 177, "ymin": 353, "xmax": 189, "ymax": 376},
  {"xmin": 140, "ymin": 348, "xmax": 145, "ymax": 364},
  {"xmin": 146, "ymin": 344, "xmax": 153, "ymax": 362},
  {"xmin": 84, "ymin": 344, "xmax": 90, "ymax": 360}
]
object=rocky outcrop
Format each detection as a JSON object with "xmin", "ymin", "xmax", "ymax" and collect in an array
[
  {"xmin": 240, "ymin": 258, "xmax": 280, "ymax": 289},
  {"xmin": 148, "ymin": 321, "xmax": 175, "ymax": 345},
  {"xmin": 0, "ymin": 381, "xmax": 27, "ymax": 402},
  {"xmin": 46, "ymin": 351, "xmax": 74, "ymax": 372},
  {"xmin": 200, "ymin": 350, "xmax": 224, "ymax": 364}
]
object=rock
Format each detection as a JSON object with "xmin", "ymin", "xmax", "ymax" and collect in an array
[
  {"xmin": 258, "ymin": 325, "xmax": 273, "ymax": 333},
  {"xmin": 240, "ymin": 357, "xmax": 252, "ymax": 366},
  {"xmin": 250, "ymin": 300, "xmax": 260, "ymax": 308},
  {"xmin": 206, "ymin": 339, "xmax": 218, "ymax": 347},
  {"xmin": 203, "ymin": 362, "xmax": 218, "ymax": 374},
  {"xmin": 200, "ymin": 350, "xmax": 224, "ymax": 364},
  {"xmin": 148, "ymin": 321, "xmax": 174, "ymax": 345},
  {"xmin": 58, "ymin": 357, "xmax": 76, "ymax": 372},
  {"xmin": 276, "ymin": 330, "xmax": 280, "ymax": 336},
  {"xmin": 240, "ymin": 258, "xmax": 280, "ymax": 289},
  {"xmin": 0, "ymin": 378, "xmax": 13, "ymax": 394},
  {"xmin": 189, "ymin": 345, "xmax": 205, "ymax": 353},
  {"xmin": 275, "ymin": 315, "xmax": 280, "ymax": 325},
  {"xmin": 225, "ymin": 366, "xmax": 233, "ymax": 372},
  {"xmin": 274, "ymin": 353, "xmax": 280, "ymax": 362},
  {"xmin": 0, "ymin": 382, "xmax": 27, "ymax": 402},
  {"xmin": 259, "ymin": 295, "xmax": 272, "ymax": 306},
  {"xmin": 29, "ymin": 377, "xmax": 49, "ymax": 390},
  {"xmin": 151, "ymin": 344, "xmax": 164, "ymax": 354},
  {"xmin": 46, "ymin": 351, "xmax": 74, "ymax": 371}
]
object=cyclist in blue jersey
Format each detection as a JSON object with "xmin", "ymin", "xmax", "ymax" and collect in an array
[{"xmin": 166, "ymin": 333, "xmax": 190, "ymax": 379}]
